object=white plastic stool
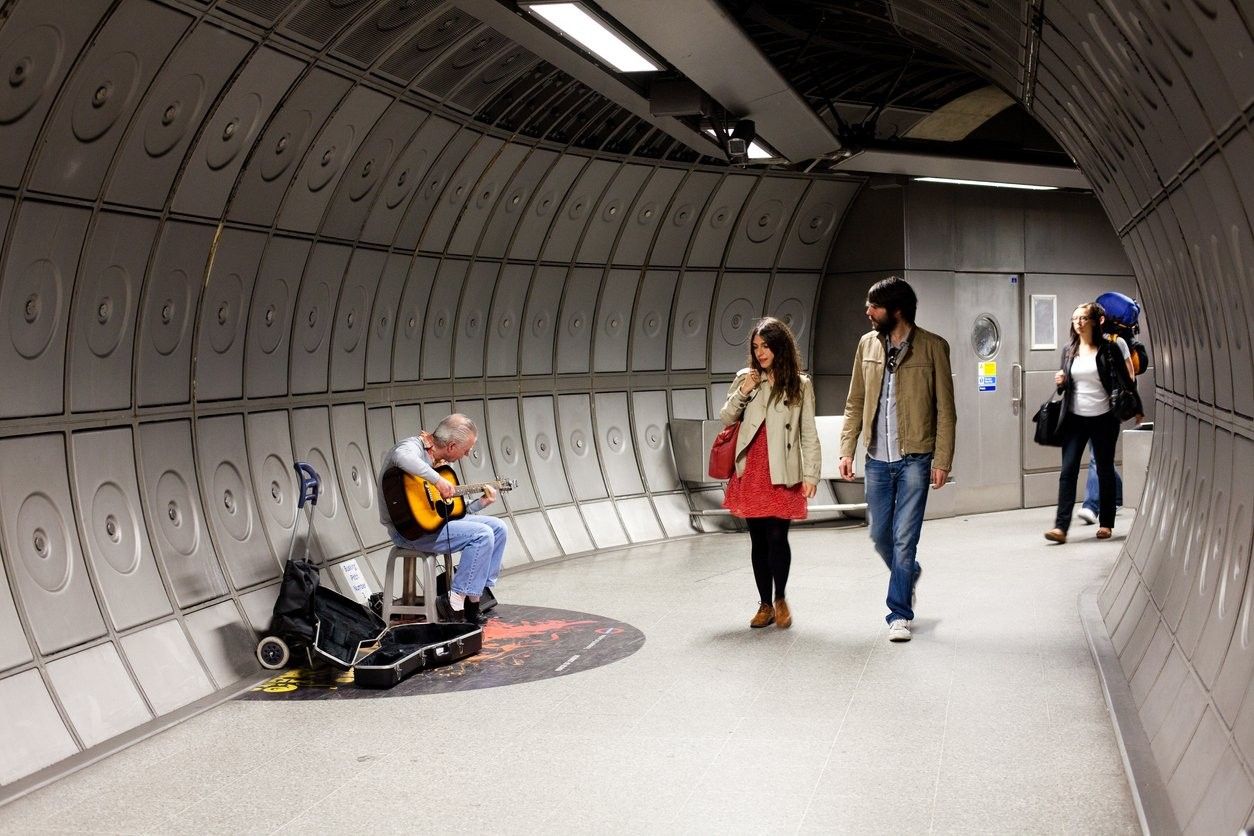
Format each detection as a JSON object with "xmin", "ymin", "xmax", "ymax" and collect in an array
[{"xmin": 382, "ymin": 546, "xmax": 449, "ymax": 624}]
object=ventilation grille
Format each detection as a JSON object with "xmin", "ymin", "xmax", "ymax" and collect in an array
[
  {"xmin": 283, "ymin": 0, "xmax": 371, "ymax": 48},
  {"xmin": 414, "ymin": 26, "xmax": 508, "ymax": 106},
  {"xmin": 221, "ymin": 0, "xmax": 295, "ymax": 25},
  {"xmin": 376, "ymin": 7, "xmax": 477, "ymax": 84},
  {"xmin": 450, "ymin": 46, "xmax": 539, "ymax": 114},
  {"xmin": 332, "ymin": 0, "xmax": 441, "ymax": 67}
]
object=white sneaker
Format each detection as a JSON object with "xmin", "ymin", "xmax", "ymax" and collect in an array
[
  {"xmin": 1077, "ymin": 507, "xmax": 1098, "ymax": 525},
  {"xmin": 888, "ymin": 619, "xmax": 912, "ymax": 642}
]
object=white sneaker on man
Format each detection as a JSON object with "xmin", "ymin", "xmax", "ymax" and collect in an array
[
  {"xmin": 888, "ymin": 619, "xmax": 912, "ymax": 642},
  {"xmin": 1077, "ymin": 507, "xmax": 1098, "ymax": 525}
]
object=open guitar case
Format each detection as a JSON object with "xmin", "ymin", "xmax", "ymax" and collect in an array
[{"xmin": 354, "ymin": 622, "xmax": 483, "ymax": 688}]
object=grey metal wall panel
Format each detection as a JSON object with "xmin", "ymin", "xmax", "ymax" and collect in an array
[
  {"xmin": 521, "ymin": 397, "xmax": 573, "ymax": 506},
  {"xmin": 105, "ymin": 22, "xmax": 251, "ymax": 210},
  {"xmin": 478, "ymin": 149, "xmax": 557, "ymax": 259},
  {"xmin": 331, "ymin": 404, "xmax": 388, "ymax": 548},
  {"xmin": 195, "ymin": 416, "xmax": 276, "ymax": 589},
  {"xmin": 0, "ymin": 202, "xmax": 89, "ymax": 418},
  {"xmin": 509, "ymin": 155, "xmax": 587, "ymax": 261},
  {"xmin": 653, "ymin": 491, "xmax": 696, "ymax": 537},
  {"xmin": 671, "ymin": 388, "xmax": 709, "ymax": 419},
  {"xmin": 780, "ymin": 180, "xmax": 858, "ymax": 270},
  {"xmin": 545, "ymin": 505, "xmax": 593, "ymax": 555},
  {"xmin": 617, "ymin": 497, "xmax": 663, "ymax": 542},
  {"xmin": 688, "ymin": 175, "xmax": 754, "ymax": 267},
  {"xmin": 366, "ymin": 406, "xmax": 397, "ymax": 478},
  {"xmin": 452, "ymin": 262, "xmax": 498, "ymax": 378},
  {"xmin": 579, "ymin": 501, "xmax": 628, "ymax": 548},
  {"xmin": 0, "ymin": 434, "xmax": 106, "ymax": 655},
  {"xmin": 511, "ymin": 512, "xmax": 560, "ymax": 560},
  {"xmin": 593, "ymin": 392, "xmax": 643, "ymax": 496},
  {"xmin": 485, "ymin": 399, "xmax": 539, "ymax": 511},
  {"xmin": 69, "ymin": 428, "xmax": 171, "ymax": 630},
  {"xmin": 135, "ymin": 221, "xmax": 215, "ymax": 406},
  {"xmin": 171, "ymin": 46, "xmax": 304, "ymax": 219},
  {"xmin": 291, "ymin": 407, "xmax": 361, "ymax": 559},
  {"xmin": 631, "ymin": 390, "xmax": 678, "ymax": 492},
  {"xmin": 183, "ymin": 600, "xmax": 257, "ymax": 688},
  {"xmin": 365, "ymin": 253, "xmax": 410, "ymax": 384},
  {"xmin": 289, "ymin": 242, "xmax": 351, "ymax": 395},
  {"xmin": 520, "ymin": 266, "xmax": 564, "ymax": 376},
  {"xmin": 556, "ymin": 267, "xmax": 602, "ymax": 374},
  {"xmin": 277, "ymin": 85, "xmax": 391, "ymax": 233},
  {"xmin": 728, "ymin": 178, "xmax": 805, "ymax": 269},
  {"xmin": 556, "ymin": 394, "xmax": 607, "ymax": 501},
  {"xmin": 448, "ymin": 142, "xmax": 529, "ymax": 256},
  {"xmin": 631, "ymin": 269, "xmax": 678, "ymax": 371},
  {"xmin": 1178, "ymin": 430, "xmax": 1231, "ymax": 670},
  {"xmin": 654, "ymin": 171, "xmax": 719, "ymax": 267},
  {"xmin": 329, "ymin": 248, "xmax": 384, "ymax": 392},
  {"xmin": 394, "ymin": 128, "xmax": 478, "ymax": 251},
  {"xmin": 542, "ymin": 159, "xmax": 617, "ymax": 264},
  {"xmin": 393, "ymin": 406, "xmax": 423, "ymax": 442},
  {"xmin": 244, "ymin": 237, "xmax": 310, "ymax": 398},
  {"xmin": 193, "ymin": 229, "xmax": 266, "ymax": 402},
  {"xmin": 228, "ymin": 67, "xmax": 352, "ymax": 226},
  {"xmin": 0, "ymin": 0, "xmax": 111, "ymax": 188},
  {"xmin": 446, "ymin": 400, "xmax": 499, "ymax": 515},
  {"xmin": 766, "ymin": 273, "xmax": 821, "ymax": 362},
  {"xmin": 0, "ymin": 671, "xmax": 78, "ymax": 785},
  {"xmin": 27, "ymin": 0, "xmax": 190, "ymax": 200},
  {"xmin": 670, "ymin": 270, "xmax": 717, "ymax": 370},
  {"xmin": 46, "ymin": 643, "xmax": 150, "ymax": 748},
  {"xmin": 577, "ymin": 164, "xmax": 650, "ymax": 264},
  {"xmin": 421, "ymin": 259, "xmax": 466, "ymax": 379},
  {"xmin": 392, "ymin": 256, "xmax": 438, "ymax": 381},
  {"xmin": 711, "ymin": 272, "xmax": 769, "ymax": 373},
  {"xmin": 592, "ymin": 268, "xmax": 639, "ymax": 373},
  {"xmin": 136, "ymin": 420, "xmax": 226, "ymax": 606},
  {"xmin": 360, "ymin": 112, "xmax": 453, "ymax": 245},
  {"xmin": 321, "ymin": 101, "xmax": 426, "ymax": 241},
  {"xmin": 615, "ymin": 167, "xmax": 684, "ymax": 266},
  {"xmin": 245, "ymin": 411, "xmax": 299, "ymax": 565},
  {"xmin": 119, "ymin": 620, "xmax": 213, "ymax": 714},
  {"xmin": 486, "ymin": 263, "xmax": 531, "ymax": 377},
  {"xmin": 420, "ymin": 135, "xmax": 503, "ymax": 253},
  {"xmin": 0, "ymin": 554, "xmax": 32, "ymax": 672},
  {"xmin": 68, "ymin": 212, "xmax": 158, "ymax": 413}
]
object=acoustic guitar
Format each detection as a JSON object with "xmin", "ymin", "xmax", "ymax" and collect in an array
[{"xmin": 381, "ymin": 465, "xmax": 518, "ymax": 539}]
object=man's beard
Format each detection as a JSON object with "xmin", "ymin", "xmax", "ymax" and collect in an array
[{"xmin": 871, "ymin": 310, "xmax": 897, "ymax": 335}]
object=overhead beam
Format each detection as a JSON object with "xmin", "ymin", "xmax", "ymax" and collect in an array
[
  {"xmin": 832, "ymin": 149, "xmax": 1090, "ymax": 190},
  {"xmin": 596, "ymin": 0, "xmax": 841, "ymax": 162},
  {"xmin": 451, "ymin": 0, "xmax": 724, "ymax": 158}
]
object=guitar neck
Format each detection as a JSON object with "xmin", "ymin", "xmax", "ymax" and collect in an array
[{"xmin": 450, "ymin": 480, "xmax": 506, "ymax": 497}]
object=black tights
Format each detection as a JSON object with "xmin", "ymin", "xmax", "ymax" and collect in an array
[{"xmin": 747, "ymin": 517, "xmax": 792, "ymax": 603}]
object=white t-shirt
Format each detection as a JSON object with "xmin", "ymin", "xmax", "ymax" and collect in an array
[{"xmin": 1070, "ymin": 337, "xmax": 1130, "ymax": 417}]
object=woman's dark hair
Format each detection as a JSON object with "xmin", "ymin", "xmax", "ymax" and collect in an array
[
  {"xmin": 867, "ymin": 275, "xmax": 917, "ymax": 325},
  {"xmin": 749, "ymin": 316, "xmax": 803, "ymax": 406},
  {"xmin": 1067, "ymin": 301, "xmax": 1106, "ymax": 358}
]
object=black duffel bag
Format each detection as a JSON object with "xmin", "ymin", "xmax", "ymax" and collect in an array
[{"xmin": 1032, "ymin": 395, "xmax": 1067, "ymax": 447}]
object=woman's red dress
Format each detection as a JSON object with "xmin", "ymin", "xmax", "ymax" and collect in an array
[{"xmin": 722, "ymin": 425, "xmax": 808, "ymax": 520}]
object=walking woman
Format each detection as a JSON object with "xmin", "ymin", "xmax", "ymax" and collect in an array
[
  {"xmin": 1045, "ymin": 301, "xmax": 1142, "ymax": 544},
  {"xmin": 720, "ymin": 317, "xmax": 821, "ymax": 628}
]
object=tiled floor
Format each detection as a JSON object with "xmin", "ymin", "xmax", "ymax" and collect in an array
[{"xmin": 0, "ymin": 507, "xmax": 1140, "ymax": 834}]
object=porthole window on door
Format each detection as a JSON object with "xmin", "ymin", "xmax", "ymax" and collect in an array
[{"xmin": 971, "ymin": 314, "xmax": 1000, "ymax": 360}]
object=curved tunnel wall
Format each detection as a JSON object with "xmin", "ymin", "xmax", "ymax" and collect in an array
[{"xmin": 0, "ymin": 0, "xmax": 856, "ymax": 794}]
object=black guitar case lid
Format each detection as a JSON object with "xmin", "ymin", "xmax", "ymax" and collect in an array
[{"xmin": 353, "ymin": 622, "xmax": 483, "ymax": 689}]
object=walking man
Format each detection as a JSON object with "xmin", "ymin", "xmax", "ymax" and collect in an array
[{"xmin": 838, "ymin": 276, "xmax": 956, "ymax": 642}]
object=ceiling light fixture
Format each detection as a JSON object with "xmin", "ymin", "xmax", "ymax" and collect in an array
[
  {"xmin": 521, "ymin": 2, "xmax": 661, "ymax": 73},
  {"xmin": 913, "ymin": 176, "xmax": 1058, "ymax": 191}
]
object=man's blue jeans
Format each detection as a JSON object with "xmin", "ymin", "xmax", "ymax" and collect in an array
[
  {"xmin": 390, "ymin": 514, "xmax": 507, "ymax": 597},
  {"xmin": 1082, "ymin": 445, "xmax": 1123, "ymax": 514},
  {"xmin": 865, "ymin": 454, "xmax": 932, "ymax": 624}
]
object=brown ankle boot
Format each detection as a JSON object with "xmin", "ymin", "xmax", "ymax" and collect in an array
[
  {"xmin": 750, "ymin": 602, "xmax": 774, "ymax": 628},
  {"xmin": 774, "ymin": 598, "xmax": 792, "ymax": 629}
]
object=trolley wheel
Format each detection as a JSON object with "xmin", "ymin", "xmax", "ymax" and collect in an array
[{"xmin": 256, "ymin": 636, "xmax": 290, "ymax": 670}]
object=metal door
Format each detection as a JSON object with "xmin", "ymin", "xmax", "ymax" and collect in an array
[{"xmin": 951, "ymin": 273, "xmax": 1022, "ymax": 513}]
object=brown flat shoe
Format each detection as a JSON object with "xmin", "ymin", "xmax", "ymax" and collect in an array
[
  {"xmin": 1096, "ymin": 528, "xmax": 1113, "ymax": 539},
  {"xmin": 1044, "ymin": 528, "xmax": 1067, "ymax": 544},
  {"xmin": 750, "ymin": 602, "xmax": 775, "ymax": 628},
  {"xmin": 774, "ymin": 598, "xmax": 792, "ymax": 629}
]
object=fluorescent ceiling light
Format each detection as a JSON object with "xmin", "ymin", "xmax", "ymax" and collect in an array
[
  {"xmin": 522, "ymin": 2, "xmax": 660, "ymax": 73},
  {"xmin": 702, "ymin": 128, "xmax": 775, "ymax": 160},
  {"xmin": 913, "ymin": 176, "xmax": 1058, "ymax": 191}
]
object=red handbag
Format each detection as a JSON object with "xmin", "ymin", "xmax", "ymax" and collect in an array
[{"xmin": 708, "ymin": 422, "xmax": 740, "ymax": 480}]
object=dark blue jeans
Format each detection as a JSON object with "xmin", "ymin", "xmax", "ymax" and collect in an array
[
  {"xmin": 1082, "ymin": 446, "xmax": 1122, "ymax": 514},
  {"xmin": 865, "ymin": 454, "xmax": 931, "ymax": 624},
  {"xmin": 1056, "ymin": 412, "xmax": 1119, "ymax": 531}
]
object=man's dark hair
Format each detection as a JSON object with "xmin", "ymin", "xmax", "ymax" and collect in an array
[{"xmin": 867, "ymin": 276, "xmax": 917, "ymax": 325}]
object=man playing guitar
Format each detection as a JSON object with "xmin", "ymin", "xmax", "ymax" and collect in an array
[{"xmin": 378, "ymin": 413, "xmax": 505, "ymax": 625}]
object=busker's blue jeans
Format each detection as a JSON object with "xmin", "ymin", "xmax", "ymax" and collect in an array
[
  {"xmin": 390, "ymin": 514, "xmax": 507, "ymax": 597},
  {"xmin": 865, "ymin": 453, "xmax": 932, "ymax": 624},
  {"xmin": 1082, "ymin": 445, "xmax": 1123, "ymax": 514}
]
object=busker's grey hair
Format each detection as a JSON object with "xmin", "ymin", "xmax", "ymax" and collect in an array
[{"xmin": 432, "ymin": 414, "xmax": 478, "ymax": 447}]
